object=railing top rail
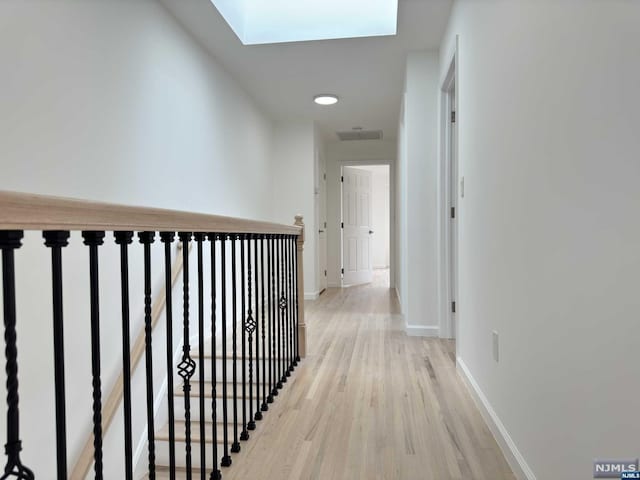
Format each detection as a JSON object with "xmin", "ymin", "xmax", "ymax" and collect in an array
[{"xmin": 0, "ymin": 191, "xmax": 302, "ymax": 235}]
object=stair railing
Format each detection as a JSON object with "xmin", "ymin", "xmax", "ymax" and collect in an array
[{"xmin": 0, "ymin": 191, "xmax": 306, "ymax": 480}]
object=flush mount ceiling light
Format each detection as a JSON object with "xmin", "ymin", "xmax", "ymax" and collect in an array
[
  {"xmin": 314, "ymin": 94, "xmax": 339, "ymax": 106},
  {"xmin": 210, "ymin": 0, "xmax": 398, "ymax": 45}
]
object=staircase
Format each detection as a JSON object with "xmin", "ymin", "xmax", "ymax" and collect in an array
[
  {"xmin": 0, "ymin": 191, "xmax": 307, "ymax": 480},
  {"xmin": 154, "ymin": 342, "xmax": 292, "ymax": 476}
]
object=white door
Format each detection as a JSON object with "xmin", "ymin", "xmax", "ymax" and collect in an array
[
  {"xmin": 318, "ymin": 169, "xmax": 328, "ymax": 293},
  {"xmin": 342, "ymin": 166, "xmax": 373, "ymax": 286}
]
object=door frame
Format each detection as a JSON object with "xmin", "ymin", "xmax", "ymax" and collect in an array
[
  {"xmin": 438, "ymin": 38, "xmax": 458, "ymax": 340},
  {"xmin": 338, "ymin": 159, "xmax": 395, "ymax": 289}
]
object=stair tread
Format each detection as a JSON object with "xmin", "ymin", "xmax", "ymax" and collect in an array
[
  {"xmin": 157, "ymin": 420, "xmax": 236, "ymax": 444},
  {"xmin": 174, "ymin": 379, "xmax": 272, "ymax": 397}
]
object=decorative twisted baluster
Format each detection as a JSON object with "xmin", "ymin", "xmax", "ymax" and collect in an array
[
  {"xmin": 220, "ymin": 234, "xmax": 232, "ymax": 468},
  {"xmin": 246, "ymin": 235, "xmax": 257, "ymax": 432},
  {"xmin": 287, "ymin": 235, "xmax": 294, "ymax": 376},
  {"xmin": 43, "ymin": 230, "xmax": 70, "ymax": 480},
  {"xmin": 230, "ymin": 235, "xmax": 241, "ymax": 454},
  {"xmin": 115, "ymin": 231, "xmax": 135, "ymax": 480},
  {"xmin": 139, "ymin": 231, "xmax": 157, "ymax": 479},
  {"xmin": 177, "ymin": 232, "xmax": 196, "ymax": 479},
  {"xmin": 209, "ymin": 234, "xmax": 222, "ymax": 480},
  {"xmin": 260, "ymin": 236, "xmax": 269, "ymax": 413},
  {"xmin": 159, "ymin": 232, "xmax": 176, "ymax": 480},
  {"xmin": 253, "ymin": 235, "xmax": 263, "ymax": 422},
  {"xmin": 82, "ymin": 230, "xmax": 106, "ymax": 480},
  {"xmin": 0, "ymin": 230, "xmax": 34, "ymax": 480},
  {"xmin": 194, "ymin": 232, "xmax": 207, "ymax": 480},
  {"xmin": 268, "ymin": 236, "xmax": 277, "ymax": 402},
  {"xmin": 240, "ymin": 236, "xmax": 249, "ymax": 442},
  {"xmin": 276, "ymin": 236, "xmax": 284, "ymax": 390}
]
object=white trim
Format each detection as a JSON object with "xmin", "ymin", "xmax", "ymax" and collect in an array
[
  {"xmin": 456, "ymin": 358, "xmax": 537, "ymax": 480},
  {"xmin": 327, "ymin": 281, "xmax": 340, "ymax": 288},
  {"xmin": 304, "ymin": 291, "xmax": 320, "ymax": 300},
  {"xmin": 405, "ymin": 325, "xmax": 439, "ymax": 337},
  {"xmin": 437, "ymin": 35, "xmax": 459, "ymax": 340}
]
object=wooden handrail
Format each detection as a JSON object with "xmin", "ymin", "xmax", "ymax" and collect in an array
[
  {"xmin": 71, "ymin": 241, "xmax": 191, "ymax": 480},
  {"xmin": 0, "ymin": 191, "xmax": 301, "ymax": 235}
]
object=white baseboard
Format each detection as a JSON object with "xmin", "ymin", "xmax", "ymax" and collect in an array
[
  {"xmin": 456, "ymin": 358, "xmax": 536, "ymax": 480},
  {"xmin": 304, "ymin": 291, "xmax": 319, "ymax": 300},
  {"xmin": 405, "ymin": 324, "xmax": 439, "ymax": 337}
]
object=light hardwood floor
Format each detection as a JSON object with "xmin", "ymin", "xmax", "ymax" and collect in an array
[{"xmin": 159, "ymin": 270, "xmax": 515, "ymax": 480}]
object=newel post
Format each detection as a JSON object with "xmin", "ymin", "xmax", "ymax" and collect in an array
[{"xmin": 294, "ymin": 215, "xmax": 307, "ymax": 358}]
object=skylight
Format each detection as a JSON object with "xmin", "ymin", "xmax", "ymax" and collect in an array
[{"xmin": 211, "ymin": 0, "xmax": 398, "ymax": 45}]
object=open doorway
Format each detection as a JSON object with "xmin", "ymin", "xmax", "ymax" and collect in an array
[{"xmin": 341, "ymin": 164, "xmax": 391, "ymax": 287}]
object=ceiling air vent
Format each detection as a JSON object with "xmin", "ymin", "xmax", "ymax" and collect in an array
[{"xmin": 336, "ymin": 130, "xmax": 383, "ymax": 141}]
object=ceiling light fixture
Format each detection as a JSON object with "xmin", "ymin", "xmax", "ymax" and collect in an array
[{"xmin": 314, "ymin": 94, "xmax": 339, "ymax": 106}]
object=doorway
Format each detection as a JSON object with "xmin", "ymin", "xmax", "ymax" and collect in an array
[
  {"xmin": 341, "ymin": 164, "xmax": 391, "ymax": 287},
  {"xmin": 439, "ymin": 46, "xmax": 458, "ymax": 341}
]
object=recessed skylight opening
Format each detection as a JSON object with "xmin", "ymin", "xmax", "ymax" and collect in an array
[{"xmin": 211, "ymin": 0, "xmax": 398, "ymax": 45}]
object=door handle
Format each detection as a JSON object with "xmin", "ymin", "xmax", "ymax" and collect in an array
[
  {"xmin": 318, "ymin": 229, "xmax": 325, "ymax": 233},
  {"xmin": 369, "ymin": 230, "xmax": 374, "ymax": 234}
]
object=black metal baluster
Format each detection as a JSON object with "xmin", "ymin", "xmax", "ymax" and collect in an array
[
  {"xmin": 285, "ymin": 236, "xmax": 290, "ymax": 374},
  {"xmin": 159, "ymin": 232, "xmax": 176, "ymax": 480},
  {"xmin": 260, "ymin": 236, "xmax": 269, "ymax": 413},
  {"xmin": 268, "ymin": 236, "xmax": 277, "ymax": 402},
  {"xmin": 254, "ymin": 235, "xmax": 263, "ymax": 422},
  {"xmin": 290, "ymin": 236, "xmax": 296, "ymax": 371},
  {"xmin": 246, "ymin": 236, "xmax": 256, "ymax": 432},
  {"xmin": 294, "ymin": 235, "xmax": 300, "ymax": 364},
  {"xmin": 43, "ymin": 231, "xmax": 70, "ymax": 480},
  {"xmin": 114, "ymin": 232, "xmax": 135, "ymax": 480},
  {"xmin": 286, "ymin": 236, "xmax": 293, "ymax": 376},
  {"xmin": 194, "ymin": 233, "xmax": 207, "ymax": 479},
  {"xmin": 277, "ymin": 236, "xmax": 284, "ymax": 390},
  {"xmin": 139, "ymin": 231, "xmax": 157, "ymax": 479},
  {"xmin": 220, "ymin": 235, "xmax": 231, "ymax": 468},
  {"xmin": 230, "ymin": 236, "xmax": 240, "ymax": 454},
  {"xmin": 209, "ymin": 234, "xmax": 222, "ymax": 480},
  {"xmin": 177, "ymin": 232, "xmax": 196, "ymax": 479},
  {"xmin": 0, "ymin": 230, "xmax": 33, "ymax": 480},
  {"xmin": 82, "ymin": 230, "xmax": 106, "ymax": 480},
  {"xmin": 239, "ymin": 236, "xmax": 249, "ymax": 442}
]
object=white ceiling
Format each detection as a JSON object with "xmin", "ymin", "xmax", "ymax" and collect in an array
[{"xmin": 159, "ymin": 0, "xmax": 453, "ymax": 142}]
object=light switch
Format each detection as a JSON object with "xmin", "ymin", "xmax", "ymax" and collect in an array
[
  {"xmin": 492, "ymin": 331, "xmax": 499, "ymax": 362},
  {"xmin": 460, "ymin": 176, "xmax": 465, "ymax": 198}
]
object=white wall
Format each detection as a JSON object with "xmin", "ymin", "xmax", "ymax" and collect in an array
[
  {"xmin": 440, "ymin": 1, "xmax": 640, "ymax": 478},
  {"xmin": 370, "ymin": 166, "xmax": 390, "ymax": 269},
  {"xmin": 271, "ymin": 122, "xmax": 317, "ymax": 298},
  {"xmin": 326, "ymin": 140, "xmax": 396, "ymax": 287},
  {"xmin": 0, "ymin": 0, "xmax": 277, "ymax": 476},
  {"xmin": 396, "ymin": 51, "xmax": 440, "ymax": 336}
]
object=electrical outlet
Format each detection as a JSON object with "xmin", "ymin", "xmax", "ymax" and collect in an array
[{"xmin": 492, "ymin": 331, "xmax": 499, "ymax": 362}]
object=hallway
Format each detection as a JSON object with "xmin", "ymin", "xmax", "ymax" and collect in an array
[{"xmin": 218, "ymin": 277, "xmax": 515, "ymax": 480}]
